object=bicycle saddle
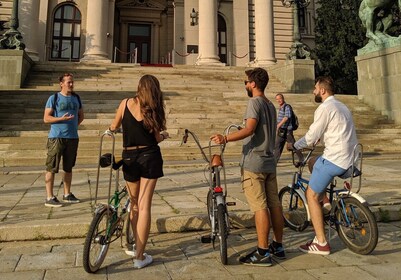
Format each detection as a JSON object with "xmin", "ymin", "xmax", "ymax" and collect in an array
[{"xmin": 99, "ymin": 153, "xmax": 123, "ymax": 170}]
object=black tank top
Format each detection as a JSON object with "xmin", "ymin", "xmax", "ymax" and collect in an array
[{"xmin": 122, "ymin": 99, "xmax": 157, "ymax": 147}]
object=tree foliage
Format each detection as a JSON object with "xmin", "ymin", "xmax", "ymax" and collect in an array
[
  {"xmin": 314, "ymin": 0, "xmax": 401, "ymax": 93},
  {"xmin": 314, "ymin": 0, "xmax": 366, "ymax": 94}
]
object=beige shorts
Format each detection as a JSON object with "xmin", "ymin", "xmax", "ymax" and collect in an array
[{"xmin": 241, "ymin": 169, "xmax": 281, "ymax": 212}]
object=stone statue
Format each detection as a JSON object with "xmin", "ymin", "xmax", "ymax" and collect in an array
[{"xmin": 358, "ymin": 0, "xmax": 401, "ymax": 54}]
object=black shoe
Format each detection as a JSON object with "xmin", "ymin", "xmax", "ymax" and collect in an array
[
  {"xmin": 62, "ymin": 193, "xmax": 80, "ymax": 203},
  {"xmin": 239, "ymin": 249, "xmax": 273, "ymax": 267},
  {"xmin": 45, "ymin": 196, "xmax": 62, "ymax": 207},
  {"xmin": 269, "ymin": 242, "xmax": 286, "ymax": 259}
]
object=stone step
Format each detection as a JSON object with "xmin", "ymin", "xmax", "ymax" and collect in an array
[{"xmin": 0, "ymin": 62, "xmax": 399, "ymax": 169}]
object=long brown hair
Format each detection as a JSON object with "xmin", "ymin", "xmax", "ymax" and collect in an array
[{"xmin": 136, "ymin": 75, "xmax": 166, "ymax": 132}]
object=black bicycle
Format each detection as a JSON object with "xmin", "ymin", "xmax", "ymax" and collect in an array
[{"xmin": 181, "ymin": 124, "xmax": 240, "ymax": 264}]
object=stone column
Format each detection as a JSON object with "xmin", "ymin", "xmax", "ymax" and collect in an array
[
  {"xmin": 152, "ymin": 23, "xmax": 160, "ymax": 63},
  {"xmin": 82, "ymin": 0, "xmax": 109, "ymax": 61},
  {"xmin": 19, "ymin": 0, "xmax": 40, "ymax": 61},
  {"xmin": 253, "ymin": 0, "xmax": 276, "ymax": 66},
  {"xmin": 196, "ymin": 0, "xmax": 224, "ymax": 66},
  {"xmin": 232, "ymin": 0, "xmax": 250, "ymax": 66},
  {"xmin": 173, "ymin": 0, "xmax": 185, "ymax": 65}
]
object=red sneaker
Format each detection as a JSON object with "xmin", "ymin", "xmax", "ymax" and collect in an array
[{"xmin": 299, "ymin": 237, "xmax": 331, "ymax": 255}]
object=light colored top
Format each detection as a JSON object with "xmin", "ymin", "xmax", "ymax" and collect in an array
[
  {"xmin": 294, "ymin": 96, "xmax": 358, "ymax": 169},
  {"xmin": 241, "ymin": 96, "xmax": 277, "ymax": 173}
]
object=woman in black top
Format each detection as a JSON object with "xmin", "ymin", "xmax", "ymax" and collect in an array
[{"xmin": 109, "ymin": 74, "xmax": 168, "ymax": 269}]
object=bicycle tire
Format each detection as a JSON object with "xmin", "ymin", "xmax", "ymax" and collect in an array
[
  {"xmin": 335, "ymin": 197, "xmax": 378, "ymax": 255},
  {"xmin": 83, "ymin": 208, "xmax": 111, "ymax": 273},
  {"xmin": 279, "ymin": 186, "xmax": 309, "ymax": 231},
  {"xmin": 217, "ymin": 204, "xmax": 228, "ymax": 265},
  {"xmin": 206, "ymin": 189, "xmax": 214, "ymax": 227}
]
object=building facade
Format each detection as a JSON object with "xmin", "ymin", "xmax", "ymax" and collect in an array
[{"xmin": 0, "ymin": 0, "xmax": 316, "ymax": 66}]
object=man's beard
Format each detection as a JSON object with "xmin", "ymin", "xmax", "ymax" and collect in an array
[
  {"xmin": 246, "ymin": 88, "xmax": 253, "ymax": 98},
  {"xmin": 314, "ymin": 94, "xmax": 322, "ymax": 103}
]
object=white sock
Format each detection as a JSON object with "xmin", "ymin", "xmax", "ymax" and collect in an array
[{"xmin": 313, "ymin": 236, "xmax": 327, "ymax": 246}]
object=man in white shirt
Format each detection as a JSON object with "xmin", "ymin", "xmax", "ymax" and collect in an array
[{"xmin": 289, "ymin": 76, "xmax": 358, "ymax": 255}]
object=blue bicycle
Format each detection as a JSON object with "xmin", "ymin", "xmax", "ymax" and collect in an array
[{"xmin": 279, "ymin": 144, "xmax": 378, "ymax": 255}]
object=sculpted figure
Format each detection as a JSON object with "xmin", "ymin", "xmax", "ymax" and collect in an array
[{"xmin": 359, "ymin": 0, "xmax": 398, "ymax": 44}]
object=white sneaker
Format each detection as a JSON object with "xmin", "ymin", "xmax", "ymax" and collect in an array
[
  {"xmin": 125, "ymin": 244, "xmax": 136, "ymax": 257},
  {"xmin": 133, "ymin": 253, "xmax": 153, "ymax": 269}
]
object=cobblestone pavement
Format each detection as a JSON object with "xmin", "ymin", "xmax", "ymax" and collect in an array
[{"xmin": 1, "ymin": 222, "xmax": 401, "ymax": 280}]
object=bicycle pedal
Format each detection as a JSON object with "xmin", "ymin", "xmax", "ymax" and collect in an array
[
  {"xmin": 200, "ymin": 235, "xmax": 212, "ymax": 243},
  {"xmin": 226, "ymin": 202, "xmax": 236, "ymax": 206}
]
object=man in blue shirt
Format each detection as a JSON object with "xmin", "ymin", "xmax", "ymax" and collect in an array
[{"xmin": 43, "ymin": 73, "xmax": 84, "ymax": 207}]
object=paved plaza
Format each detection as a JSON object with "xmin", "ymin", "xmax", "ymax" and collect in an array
[{"xmin": 1, "ymin": 154, "xmax": 401, "ymax": 279}]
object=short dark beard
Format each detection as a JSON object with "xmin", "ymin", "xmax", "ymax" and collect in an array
[
  {"xmin": 246, "ymin": 88, "xmax": 253, "ymax": 98},
  {"xmin": 315, "ymin": 94, "xmax": 322, "ymax": 103}
]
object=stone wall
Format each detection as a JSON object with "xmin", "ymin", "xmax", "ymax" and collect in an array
[
  {"xmin": 356, "ymin": 46, "xmax": 401, "ymax": 124},
  {"xmin": 0, "ymin": 50, "xmax": 33, "ymax": 89},
  {"xmin": 268, "ymin": 59, "xmax": 315, "ymax": 93}
]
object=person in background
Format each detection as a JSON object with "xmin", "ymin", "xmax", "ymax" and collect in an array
[{"xmin": 273, "ymin": 93, "xmax": 303, "ymax": 165}]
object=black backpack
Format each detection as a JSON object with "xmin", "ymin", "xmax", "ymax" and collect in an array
[
  {"xmin": 285, "ymin": 104, "xmax": 299, "ymax": 131},
  {"xmin": 52, "ymin": 92, "xmax": 82, "ymax": 114}
]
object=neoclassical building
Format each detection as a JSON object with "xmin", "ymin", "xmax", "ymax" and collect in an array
[{"xmin": 0, "ymin": 0, "xmax": 316, "ymax": 66}]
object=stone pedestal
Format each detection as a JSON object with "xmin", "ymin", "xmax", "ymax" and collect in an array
[
  {"xmin": 356, "ymin": 46, "xmax": 401, "ymax": 124},
  {"xmin": 268, "ymin": 59, "xmax": 315, "ymax": 93},
  {"xmin": 0, "ymin": 50, "xmax": 33, "ymax": 89}
]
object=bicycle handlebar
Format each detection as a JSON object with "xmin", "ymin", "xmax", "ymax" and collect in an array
[
  {"xmin": 105, "ymin": 127, "xmax": 123, "ymax": 135},
  {"xmin": 181, "ymin": 124, "xmax": 242, "ymax": 163}
]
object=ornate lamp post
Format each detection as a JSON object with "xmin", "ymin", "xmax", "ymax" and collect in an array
[
  {"xmin": 0, "ymin": 0, "xmax": 25, "ymax": 50},
  {"xmin": 282, "ymin": 0, "xmax": 310, "ymax": 59}
]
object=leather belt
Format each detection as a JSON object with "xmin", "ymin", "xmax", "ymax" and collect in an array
[{"xmin": 123, "ymin": 146, "xmax": 148, "ymax": 151}]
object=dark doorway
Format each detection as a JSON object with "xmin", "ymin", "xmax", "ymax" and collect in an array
[{"xmin": 128, "ymin": 24, "xmax": 151, "ymax": 63}]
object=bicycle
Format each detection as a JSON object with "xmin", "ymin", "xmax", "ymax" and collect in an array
[
  {"xmin": 83, "ymin": 129, "xmax": 134, "ymax": 273},
  {"xmin": 279, "ymin": 143, "xmax": 378, "ymax": 255},
  {"xmin": 181, "ymin": 124, "xmax": 241, "ymax": 265}
]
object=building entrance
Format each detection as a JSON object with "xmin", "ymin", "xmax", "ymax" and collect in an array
[{"xmin": 128, "ymin": 23, "xmax": 151, "ymax": 64}]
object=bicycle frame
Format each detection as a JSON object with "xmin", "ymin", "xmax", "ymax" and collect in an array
[
  {"xmin": 93, "ymin": 129, "xmax": 129, "ymax": 243},
  {"xmin": 181, "ymin": 125, "xmax": 241, "ymax": 264},
  {"xmin": 288, "ymin": 143, "xmax": 366, "ymax": 225}
]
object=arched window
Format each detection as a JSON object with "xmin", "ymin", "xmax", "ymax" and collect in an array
[{"xmin": 51, "ymin": 4, "xmax": 81, "ymax": 61}]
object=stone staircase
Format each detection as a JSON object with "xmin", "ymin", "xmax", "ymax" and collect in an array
[
  {"xmin": 0, "ymin": 0, "xmax": 12, "ymax": 34},
  {"xmin": 0, "ymin": 62, "xmax": 400, "ymax": 169}
]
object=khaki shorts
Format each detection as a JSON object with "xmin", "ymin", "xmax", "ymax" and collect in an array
[
  {"xmin": 241, "ymin": 169, "xmax": 281, "ymax": 212},
  {"xmin": 45, "ymin": 138, "xmax": 79, "ymax": 173}
]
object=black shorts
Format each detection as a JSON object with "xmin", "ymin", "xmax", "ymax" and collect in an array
[{"xmin": 122, "ymin": 145, "xmax": 164, "ymax": 182}]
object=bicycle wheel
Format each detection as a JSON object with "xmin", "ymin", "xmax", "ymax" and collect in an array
[
  {"xmin": 335, "ymin": 197, "xmax": 378, "ymax": 255},
  {"xmin": 279, "ymin": 186, "xmax": 309, "ymax": 231},
  {"xmin": 83, "ymin": 209, "xmax": 111, "ymax": 273},
  {"xmin": 217, "ymin": 204, "xmax": 228, "ymax": 265},
  {"xmin": 206, "ymin": 189, "xmax": 214, "ymax": 227}
]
